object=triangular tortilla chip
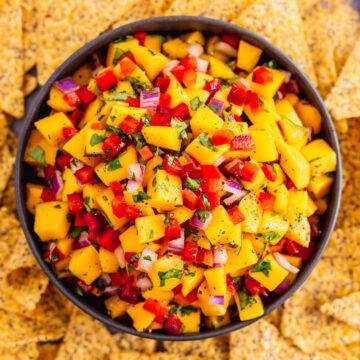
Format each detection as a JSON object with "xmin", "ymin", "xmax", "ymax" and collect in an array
[
  {"xmin": 201, "ymin": 0, "xmax": 255, "ymax": 21},
  {"xmin": 232, "ymin": 0, "xmax": 317, "ymax": 86},
  {"xmin": 24, "ymin": 73, "xmax": 38, "ymax": 97},
  {"xmin": 0, "ymin": 343, "xmax": 39, "ymax": 360},
  {"xmin": 37, "ymin": 343, "xmax": 60, "ymax": 360},
  {"xmin": 325, "ymin": 40, "xmax": 360, "ymax": 120},
  {"xmin": 113, "ymin": 332, "xmax": 157, "ymax": 354},
  {"xmin": 165, "ymin": 0, "xmax": 207, "ymax": 15},
  {"xmin": 22, "ymin": 0, "xmax": 37, "ymax": 72}
]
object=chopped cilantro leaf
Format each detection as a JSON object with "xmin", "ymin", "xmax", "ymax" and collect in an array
[
  {"xmin": 143, "ymin": 255, "xmax": 152, "ymax": 261},
  {"xmin": 102, "ymin": 92, "xmax": 136, "ymax": 101},
  {"xmin": 26, "ymin": 146, "xmax": 47, "ymax": 166},
  {"xmin": 90, "ymin": 133, "xmax": 105, "ymax": 146},
  {"xmin": 113, "ymin": 48, "xmax": 125, "ymax": 65},
  {"xmin": 198, "ymin": 133, "xmax": 216, "ymax": 151},
  {"xmin": 158, "ymin": 268, "xmax": 183, "ymax": 287},
  {"xmin": 185, "ymin": 176, "xmax": 201, "ymax": 191},
  {"xmin": 130, "ymin": 252, "xmax": 142, "ymax": 263},
  {"xmin": 170, "ymin": 118, "xmax": 188, "ymax": 139},
  {"xmin": 195, "ymin": 210, "xmax": 210, "ymax": 223},
  {"xmin": 132, "ymin": 191, "xmax": 151, "ymax": 203},
  {"xmin": 106, "ymin": 157, "xmax": 122, "ymax": 171},
  {"xmin": 251, "ymin": 260, "xmax": 272, "ymax": 277},
  {"xmin": 238, "ymin": 289, "xmax": 257, "ymax": 310},
  {"xmin": 190, "ymin": 96, "xmax": 202, "ymax": 111},
  {"xmin": 125, "ymin": 76, "xmax": 151, "ymax": 90}
]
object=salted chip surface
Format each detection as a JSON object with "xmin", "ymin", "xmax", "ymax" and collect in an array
[
  {"xmin": 0, "ymin": 112, "xmax": 9, "ymax": 148},
  {"xmin": 37, "ymin": 343, "xmax": 60, "ymax": 360},
  {"xmin": 0, "ymin": 146, "xmax": 15, "ymax": 196},
  {"xmin": 22, "ymin": 0, "xmax": 37, "ymax": 72},
  {"xmin": 320, "ymin": 292, "xmax": 360, "ymax": 327},
  {"xmin": 201, "ymin": 0, "xmax": 254, "ymax": 21},
  {"xmin": 165, "ymin": 0, "xmax": 207, "ymax": 15},
  {"xmin": 113, "ymin": 332, "xmax": 157, "ymax": 354},
  {"xmin": 325, "ymin": 40, "xmax": 360, "ymax": 120},
  {"xmin": 0, "ymin": 342, "xmax": 39, "ymax": 360},
  {"xmin": 232, "ymin": 0, "xmax": 317, "ymax": 85},
  {"xmin": 24, "ymin": 73, "xmax": 38, "ymax": 97}
]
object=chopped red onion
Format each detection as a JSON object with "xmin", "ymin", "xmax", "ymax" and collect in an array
[
  {"xmin": 208, "ymin": 98, "xmax": 224, "ymax": 116},
  {"xmin": 209, "ymin": 295, "xmax": 225, "ymax": 306},
  {"xmin": 168, "ymin": 229, "xmax": 185, "ymax": 254},
  {"xmin": 223, "ymin": 190, "xmax": 248, "ymax": 206},
  {"xmin": 276, "ymin": 89, "xmax": 286, "ymax": 100},
  {"xmin": 286, "ymin": 80, "xmax": 300, "ymax": 94},
  {"xmin": 70, "ymin": 158, "xmax": 85, "ymax": 172},
  {"xmin": 196, "ymin": 58, "xmax": 209, "ymax": 73},
  {"xmin": 225, "ymin": 159, "xmax": 242, "ymax": 174},
  {"xmin": 114, "ymin": 245, "xmax": 126, "ymax": 269},
  {"xmin": 214, "ymin": 41, "xmax": 237, "ymax": 57},
  {"xmin": 280, "ymin": 70, "xmax": 291, "ymax": 83},
  {"xmin": 214, "ymin": 155, "xmax": 226, "ymax": 167},
  {"xmin": 77, "ymin": 280, "xmax": 94, "ymax": 293},
  {"xmin": 274, "ymin": 252, "xmax": 300, "ymax": 274},
  {"xmin": 49, "ymin": 241, "xmax": 57, "ymax": 258},
  {"xmin": 138, "ymin": 247, "xmax": 158, "ymax": 272},
  {"xmin": 223, "ymin": 179, "xmax": 241, "ymax": 194},
  {"xmin": 274, "ymin": 279, "xmax": 291, "ymax": 295},
  {"xmin": 187, "ymin": 43, "xmax": 204, "ymax": 57},
  {"xmin": 78, "ymin": 232, "xmax": 91, "ymax": 247},
  {"xmin": 103, "ymin": 286, "xmax": 122, "ymax": 295},
  {"xmin": 190, "ymin": 212, "xmax": 213, "ymax": 230},
  {"xmin": 163, "ymin": 60, "xmax": 180, "ymax": 77},
  {"xmin": 52, "ymin": 170, "xmax": 64, "ymax": 196},
  {"xmin": 55, "ymin": 77, "xmax": 79, "ymax": 94},
  {"xmin": 237, "ymin": 78, "xmax": 250, "ymax": 90},
  {"xmin": 213, "ymin": 247, "xmax": 227, "ymax": 265},
  {"xmin": 126, "ymin": 180, "xmax": 141, "ymax": 193},
  {"xmin": 128, "ymin": 163, "xmax": 145, "ymax": 182},
  {"xmin": 136, "ymin": 273, "xmax": 153, "ymax": 291},
  {"xmin": 91, "ymin": 65, "xmax": 104, "ymax": 77},
  {"xmin": 140, "ymin": 87, "xmax": 160, "ymax": 111},
  {"xmin": 100, "ymin": 273, "xmax": 112, "ymax": 286},
  {"xmin": 307, "ymin": 127, "xmax": 313, "ymax": 142},
  {"xmin": 182, "ymin": 151, "xmax": 198, "ymax": 166}
]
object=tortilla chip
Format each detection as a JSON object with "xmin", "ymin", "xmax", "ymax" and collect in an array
[
  {"xmin": 347, "ymin": 343, "xmax": 360, "ymax": 359},
  {"xmin": 22, "ymin": 0, "xmax": 37, "ymax": 72},
  {"xmin": 0, "ymin": 0, "xmax": 24, "ymax": 118},
  {"xmin": 37, "ymin": 343, "xmax": 60, "ymax": 360},
  {"xmin": 320, "ymin": 292, "xmax": 360, "ymax": 328},
  {"xmin": 0, "ymin": 112, "xmax": 9, "ymax": 148},
  {"xmin": 325, "ymin": 40, "xmax": 360, "ymax": 120},
  {"xmin": 113, "ymin": 332, "xmax": 157, "ymax": 354},
  {"xmin": 315, "ymin": 348, "xmax": 358, "ymax": 360},
  {"xmin": 333, "ymin": 118, "xmax": 349, "ymax": 134},
  {"xmin": 163, "ymin": 336, "xmax": 229, "ymax": 360},
  {"xmin": 6, "ymin": 128, "xmax": 18, "ymax": 157},
  {"xmin": 24, "ymin": 73, "xmax": 38, "ymax": 97},
  {"xmin": 201, "ymin": 0, "xmax": 255, "ymax": 21},
  {"xmin": 264, "ymin": 306, "xmax": 282, "ymax": 328},
  {"xmin": 0, "ymin": 145, "xmax": 15, "ymax": 196},
  {"xmin": 35, "ymin": 0, "xmax": 137, "ymax": 85},
  {"xmin": 113, "ymin": 352, "xmax": 201, "ymax": 360},
  {"xmin": 56, "ymin": 309, "xmax": 118, "ymax": 359},
  {"xmin": 165, "ymin": 0, "xmax": 207, "ymax": 15},
  {"xmin": 232, "ymin": 0, "xmax": 317, "ymax": 86},
  {"xmin": 0, "ymin": 342, "xmax": 39, "ymax": 360},
  {"xmin": 1, "ymin": 177, "xmax": 16, "ymax": 212}
]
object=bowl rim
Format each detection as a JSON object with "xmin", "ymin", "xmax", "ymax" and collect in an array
[{"xmin": 15, "ymin": 15, "xmax": 342, "ymax": 341}]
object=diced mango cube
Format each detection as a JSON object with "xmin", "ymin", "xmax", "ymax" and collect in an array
[
  {"xmin": 285, "ymin": 213, "xmax": 310, "ymax": 247},
  {"xmin": 190, "ymin": 106, "xmax": 224, "ymax": 137},
  {"xmin": 308, "ymin": 175, "xmax": 334, "ymax": 199},
  {"xmin": 142, "ymin": 126, "xmax": 182, "ymax": 151},
  {"xmin": 26, "ymin": 183, "xmax": 44, "ymax": 214},
  {"xmin": 295, "ymin": 100, "xmax": 322, "ymax": 134},
  {"xmin": 99, "ymin": 247, "xmax": 119, "ymax": 273},
  {"xmin": 85, "ymin": 129, "xmax": 105, "ymax": 156},
  {"xmin": 237, "ymin": 41, "xmax": 263, "ymax": 72},
  {"xmin": 119, "ymin": 225, "xmax": 144, "ymax": 253},
  {"xmin": 197, "ymin": 281, "xmax": 231, "ymax": 316},
  {"xmin": 201, "ymin": 54, "xmax": 235, "ymax": 79},
  {"xmin": 178, "ymin": 310, "xmax": 201, "ymax": 333},
  {"xmin": 57, "ymin": 238, "xmax": 74, "ymax": 256},
  {"xmin": 287, "ymin": 190, "xmax": 308, "ymax": 215},
  {"xmin": 168, "ymin": 206, "xmax": 195, "ymax": 224},
  {"xmin": 237, "ymin": 294, "xmax": 264, "ymax": 321},
  {"xmin": 204, "ymin": 266, "xmax": 226, "ymax": 296},
  {"xmin": 249, "ymin": 126, "xmax": 278, "ymax": 162},
  {"xmin": 62, "ymin": 168, "xmax": 83, "ymax": 201},
  {"xmin": 163, "ymin": 38, "xmax": 188, "ymax": 59},
  {"xmin": 82, "ymin": 183, "xmax": 106, "ymax": 210},
  {"xmin": 142, "ymin": 155, "xmax": 163, "ymax": 187},
  {"xmin": 239, "ymin": 192, "xmax": 262, "ymax": 233},
  {"xmin": 127, "ymin": 302, "xmax": 155, "ymax": 331},
  {"xmin": 142, "ymin": 289, "xmax": 174, "ymax": 305},
  {"xmin": 166, "ymin": 75, "xmax": 190, "ymax": 108},
  {"xmin": 257, "ymin": 211, "xmax": 289, "ymax": 244},
  {"xmin": 104, "ymin": 295, "xmax": 128, "ymax": 318},
  {"xmin": 182, "ymin": 264, "xmax": 204, "ymax": 297},
  {"xmin": 47, "ymin": 86, "xmax": 76, "ymax": 112},
  {"xmin": 135, "ymin": 214, "xmax": 166, "ymax": 243}
]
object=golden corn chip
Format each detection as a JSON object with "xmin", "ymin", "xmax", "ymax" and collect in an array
[
  {"xmin": 264, "ymin": 306, "xmax": 282, "ymax": 328},
  {"xmin": 0, "ymin": 145, "xmax": 15, "ymax": 197},
  {"xmin": 201, "ymin": 0, "xmax": 255, "ymax": 21},
  {"xmin": 0, "ymin": 112, "xmax": 9, "ymax": 148},
  {"xmin": 347, "ymin": 343, "xmax": 360, "ymax": 359},
  {"xmin": 6, "ymin": 128, "xmax": 18, "ymax": 157},
  {"xmin": 325, "ymin": 40, "xmax": 360, "ymax": 120},
  {"xmin": 22, "ymin": 0, "xmax": 37, "ymax": 72},
  {"xmin": 315, "ymin": 348, "xmax": 358, "ymax": 360},
  {"xmin": 113, "ymin": 352, "xmax": 202, "ymax": 360},
  {"xmin": 232, "ymin": 0, "xmax": 317, "ymax": 86},
  {"xmin": 0, "ymin": 177, "xmax": 16, "ymax": 212},
  {"xmin": 113, "ymin": 332, "xmax": 158, "ymax": 353},
  {"xmin": 165, "ymin": 0, "xmax": 207, "ymax": 15},
  {"xmin": 36, "ymin": 343, "xmax": 60, "ymax": 360},
  {"xmin": 24, "ymin": 73, "xmax": 38, "ymax": 97},
  {"xmin": 0, "ymin": 342, "xmax": 39, "ymax": 360}
]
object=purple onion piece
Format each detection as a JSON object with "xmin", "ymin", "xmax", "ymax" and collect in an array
[{"xmin": 55, "ymin": 77, "xmax": 79, "ymax": 94}]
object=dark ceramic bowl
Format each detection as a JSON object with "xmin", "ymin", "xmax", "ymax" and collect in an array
[{"xmin": 15, "ymin": 16, "xmax": 342, "ymax": 341}]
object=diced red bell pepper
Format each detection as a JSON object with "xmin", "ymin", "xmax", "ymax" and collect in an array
[
  {"xmin": 211, "ymin": 129, "xmax": 235, "ymax": 145},
  {"xmin": 158, "ymin": 93, "xmax": 172, "ymax": 113},
  {"xmin": 134, "ymin": 31, "xmax": 147, "ymax": 45},
  {"xmin": 286, "ymin": 178, "xmax": 296, "ymax": 190},
  {"xmin": 246, "ymin": 91, "xmax": 264, "ymax": 114},
  {"xmin": 124, "ymin": 97, "xmax": 140, "ymax": 107},
  {"xmin": 226, "ymin": 274, "xmax": 239, "ymax": 293},
  {"xmin": 196, "ymin": 248, "xmax": 213, "ymax": 267},
  {"xmin": 252, "ymin": 66, "xmax": 273, "ymax": 85},
  {"xmin": 261, "ymin": 164, "xmax": 277, "ymax": 182},
  {"xmin": 172, "ymin": 102, "xmax": 190, "ymax": 120},
  {"xmin": 183, "ymin": 188, "xmax": 199, "ymax": 210},
  {"xmin": 181, "ymin": 163, "xmax": 202, "ymax": 180},
  {"xmin": 203, "ymin": 78, "xmax": 221, "ymax": 93},
  {"xmin": 44, "ymin": 165, "xmax": 56, "ymax": 183},
  {"xmin": 236, "ymin": 161, "xmax": 259, "ymax": 182},
  {"xmin": 165, "ymin": 218, "xmax": 181, "ymax": 241},
  {"xmin": 49, "ymin": 247, "xmax": 65, "ymax": 263},
  {"xmin": 109, "ymin": 181, "xmax": 124, "ymax": 196},
  {"xmin": 164, "ymin": 313, "xmax": 184, "ymax": 335},
  {"xmin": 111, "ymin": 270, "xmax": 128, "ymax": 286},
  {"xmin": 200, "ymin": 164, "xmax": 221, "ymax": 179},
  {"xmin": 143, "ymin": 298, "xmax": 168, "ymax": 324},
  {"xmin": 230, "ymin": 134, "xmax": 256, "ymax": 151},
  {"xmin": 230, "ymin": 114, "xmax": 243, "ymax": 122},
  {"xmin": 180, "ymin": 56, "xmax": 197, "ymax": 70},
  {"xmin": 245, "ymin": 276, "xmax": 268, "ymax": 296},
  {"xmin": 227, "ymin": 81, "xmax": 247, "ymax": 106},
  {"xmin": 68, "ymin": 109, "xmax": 84, "ymax": 125},
  {"xmin": 99, "ymin": 227, "xmax": 120, "ymax": 252},
  {"xmin": 162, "ymin": 155, "xmax": 182, "ymax": 176},
  {"xmin": 221, "ymin": 34, "xmax": 240, "ymax": 49},
  {"xmin": 206, "ymin": 192, "xmax": 221, "ymax": 209},
  {"xmin": 119, "ymin": 52, "xmax": 136, "ymax": 64},
  {"xmin": 111, "ymin": 195, "xmax": 127, "ymax": 218},
  {"xmin": 138, "ymin": 145, "xmax": 154, "ymax": 161},
  {"xmin": 63, "ymin": 92, "xmax": 81, "ymax": 108},
  {"xmin": 284, "ymin": 238, "xmax": 313, "ymax": 260},
  {"xmin": 182, "ymin": 241, "xmax": 198, "ymax": 262},
  {"xmin": 91, "ymin": 123, "xmax": 105, "ymax": 130},
  {"xmin": 228, "ymin": 206, "xmax": 245, "ymax": 224},
  {"xmin": 83, "ymin": 211, "xmax": 106, "ymax": 232},
  {"xmin": 119, "ymin": 115, "xmax": 142, "ymax": 135},
  {"xmin": 201, "ymin": 178, "xmax": 220, "ymax": 193},
  {"xmin": 102, "ymin": 133, "xmax": 125, "ymax": 161},
  {"xmin": 62, "ymin": 126, "xmax": 78, "ymax": 141},
  {"xmin": 155, "ymin": 76, "xmax": 170, "ymax": 92},
  {"xmin": 174, "ymin": 287, "xmax": 198, "ymax": 305},
  {"xmin": 67, "ymin": 193, "xmax": 84, "ymax": 214},
  {"xmin": 40, "ymin": 188, "xmax": 57, "ymax": 202},
  {"xmin": 95, "ymin": 68, "xmax": 118, "ymax": 92},
  {"xmin": 171, "ymin": 65, "xmax": 196, "ymax": 87},
  {"xmin": 74, "ymin": 210, "xmax": 87, "ymax": 227},
  {"xmin": 125, "ymin": 205, "xmax": 141, "ymax": 221},
  {"xmin": 119, "ymin": 57, "xmax": 136, "ymax": 76},
  {"xmin": 75, "ymin": 166, "xmax": 94, "ymax": 184},
  {"xmin": 76, "ymin": 85, "xmax": 96, "ymax": 104},
  {"xmin": 56, "ymin": 154, "xmax": 72, "ymax": 169},
  {"xmin": 259, "ymin": 192, "xmax": 276, "ymax": 211},
  {"xmin": 120, "ymin": 276, "xmax": 141, "ymax": 304},
  {"xmin": 197, "ymin": 193, "xmax": 210, "ymax": 210}
]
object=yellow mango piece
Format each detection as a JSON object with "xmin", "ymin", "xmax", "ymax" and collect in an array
[
  {"xmin": 249, "ymin": 127, "xmax": 278, "ymax": 162},
  {"xmin": 119, "ymin": 225, "xmax": 144, "ymax": 253},
  {"xmin": 247, "ymin": 67, "xmax": 285, "ymax": 99},
  {"xmin": 197, "ymin": 281, "xmax": 231, "ymax": 316},
  {"xmin": 142, "ymin": 155, "xmax": 163, "ymax": 187},
  {"xmin": 237, "ymin": 40, "xmax": 262, "ymax": 72},
  {"xmin": 285, "ymin": 93, "xmax": 299, "ymax": 107},
  {"xmin": 103, "ymin": 81, "xmax": 135, "ymax": 105},
  {"xmin": 34, "ymin": 202, "xmax": 70, "ymax": 241},
  {"xmin": 190, "ymin": 106, "xmax": 224, "ymax": 137},
  {"xmin": 127, "ymin": 302, "xmax": 155, "ymax": 331},
  {"xmin": 206, "ymin": 312, "xmax": 231, "ymax": 329},
  {"xmin": 62, "ymin": 168, "xmax": 83, "ymax": 202},
  {"xmin": 72, "ymin": 64, "xmax": 93, "ymax": 86},
  {"xmin": 206, "ymin": 36, "xmax": 229, "ymax": 62},
  {"xmin": 185, "ymin": 134, "xmax": 229, "ymax": 165},
  {"xmin": 105, "ymin": 38, "xmax": 139, "ymax": 67},
  {"xmin": 239, "ymin": 192, "xmax": 263, "ymax": 233},
  {"xmin": 277, "ymin": 116, "xmax": 308, "ymax": 150},
  {"xmin": 69, "ymin": 246, "xmax": 102, "ymax": 285},
  {"xmin": 249, "ymin": 254, "xmax": 289, "ymax": 291},
  {"xmin": 142, "ymin": 126, "xmax": 182, "ymax": 151},
  {"xmin": 148, "ymin": 254, "xmax": 184, "ymax": 291},
  {"xmin": 142, "ymin": 289, "xmax": 174, "ymax": 305},
  {"xmin": 204, "ymin": 205, "xmax": 241, "ymax": 245},
  {"xmin": 204, "ymin": 266, "xmax": 226, "ymax": 296},
  {"xmin": 182, "ymin": 264, "xmax": 204, "ymax": 297},
  {"xmin": 144, "ymin": 35, "xmax": 165, "ymax": 52},
  {"xmin": 178, "ymin": 310, "xmax": 201, "ymax": 333},
  {"xmin": 104, "ymin": 295, "xmax": 128, "ymax": 318},
  {"xmin": 135, "ymin": 214, "xmax": 166, "ymax": 243},
  {"xmin": 181, "ymin": 31, "xmax": 205, "ymax": 45},
  {"xmin": 301, "ymin": 139, "xmax": 337, "ymax": 176},
  {"xmin": 106, "ymin": 105, "xmax": 147, "ymax": 127},
  {"xmin": 201, "ymin": 54, "xmax": 235, "ymax": 79},
  {"xmin": 188, "ymin": 72, "xmax": 214, "ymax": 90},
  {"xmin": 236, "ymin": 294, "xmax": 264, "ymax": 321},
  {"xmin": 285, "ymin": 213, "xmax": 311, "ymax": 247},
  {"xmin": 257, "ymin": 211, "xmax": 289, "ymax": 244},
  {"xmin": 26, "ymin": 184, "xmax": 44, "ymax": 214},
  {"xmin": 84, "ymin": 129, "xmax": 105, "ymax": 156},
  {"xmin": 276, "ymin": 98, "xmax": 303, "ymax": 126},
  {"xmin": 212, "ymin": 87, "xmax": 230, "ymax": 109},
  {"xmin": 168, "ymin": 206, "xmax": 194, "ymax": 224},
  {"xmin": 284, "ymin": 255, "xmax": 302, "ymax": 285},
  {"xmin": 240, "ymin": 161, "xmax": 265, "ymax": 191},
  {"xmin": 244, "ymin": 99, "xmax": 281, "ymax": 125},
  {"xmin": 186, "ymin": 88, "xmax": 210, "ymax": 116},
  {"xmin": 99, "ymin": 247, "xmax": 119, "ymax": 273},
  {"xmin": 82, "ymin": 183, "xmax": 106, "ymax": 211},
  {"xmin": 308, "ymin": 175, "xmax": 334, "ymax": 199},
  {"xmin": 287, "ymin": 189, "xmax": 308, "ymax": 215},
  {"xmin": 247, "ymin": 234, "xmax": 267, "ymax": 258},
  {"xmin": 295, "ymin": 100, "xmax": 322, "ymax": 134},
  {"xmin": 78, "ymin": 98, "xmax": 104, "ymax": 128},
  {"xmin": 95, "ymin": 145, "xmax": 138, "ymax": 186},
  {"xmin": 279, "ymin": 143, "xmax": 311, "ymax": 189},
  {"xmin": 96, "ymin": 188, "xmax": 128, "ymax": 230},
  {"xmin": 270, "ymin": 183, "xmax": 289, "ymax": 214},
  {"xmin": 57, "ymin": 238, "xmax": 73, "ymax": 256},
  {"xmin": 197, "ymin": 232, "xmax": 212, "ymax": 250},
  {"xmin": 163, "ymin": 38, "xmax": 188, "ymax": 58},
  {"xmin": 314, "ymin": 197, "xmax": 328, "ymax": 215},
  {"xmin": 35, "ymin": 112, "xmax": 74, "ymax": 147},
  {"xmin": 224, "ymin": 238, "xmax": 258, "ymax": 274},
  {"xmin": 166, "ymin": 74, "xmax": 190, "ymax": 108},
  {"xmin": 223, "ymin": 122, "xmax": 248, "ymax": 135},
  {"xmin": 306, "ymin": 196, "xmax": 318, "ymax": 217},
  {"xmin": 124, "ymin": 64, "xmax": 152, "ymax": 88},
  {"xmin": 47, "ymin": 86, "xmax": 76, "ymax": 112},
  {"xmin": 147, "ymin": 170, "xmax": 183, "ymax": 211}
]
